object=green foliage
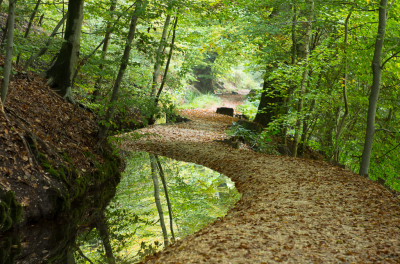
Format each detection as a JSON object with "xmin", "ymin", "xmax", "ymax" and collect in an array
[
  {"xmin": 179, "ymin": 92, "xmax": 222, "ymax": 109},
  {"xmin": 235, "ymin": 100, "xmax": 259, "ymax": 120},
  {"xmin": 227, "ymin": 123, "xmax": 276, "ymax": 155},
  {"xmin": 76, "ymin": 152, "xmax": 240, "ymax": 263}
]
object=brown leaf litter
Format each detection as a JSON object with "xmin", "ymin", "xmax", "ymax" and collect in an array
[
  {"xmin": 118, "ymin": 109, "xmax": 400, "ymax": 263},
  {"xmin": 0, "ymin": 59, "xmax": 115, "ymax": 223}
]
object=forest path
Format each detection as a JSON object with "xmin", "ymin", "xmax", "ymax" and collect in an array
[{"xmin": 118, "ymin": 109, "xmax": 400, "ymax": 263}]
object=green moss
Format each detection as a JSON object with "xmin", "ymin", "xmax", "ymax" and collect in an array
[
  {"xmin": 48, "ymin": 187, "xmax": 70, "ymax": 213},
  {"xmin": 0, "ymin": 191, "xmax": 23, "ymax": 232},
  {"xmin": 3, "ymin": 216, "xmax": 12, "ymax": 231},
  {"xmin": 61, "ymin": 151, "xmax": 73, "ymax": 163},
  {"xmin": 3, "ymin": 192, "xmax": 14, "ymax": 205},
  {"xmin": 0, "ymin": 236, "xmax": 22, "ymax": 264},
  {"xmin": 48, "ymin": 168, "xmax": 60, "ymax": 178},
  {"xmin": 10, "ymin": 202, "xmax": 22, "ymax": 224}
]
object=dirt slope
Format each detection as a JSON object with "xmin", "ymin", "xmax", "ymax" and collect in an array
[{"xmin": 119, "ymin": 109, "xmax": 400, "ymax": 264}]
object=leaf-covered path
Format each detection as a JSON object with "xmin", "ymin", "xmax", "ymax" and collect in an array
[{"xmin": 118, "ymin": 109, "xmax": 400, "ymax": 263}]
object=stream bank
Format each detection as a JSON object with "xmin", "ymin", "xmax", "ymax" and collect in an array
[{"xmin": 0, "ymin": 68, "xmax": 124, "ymax": 262}]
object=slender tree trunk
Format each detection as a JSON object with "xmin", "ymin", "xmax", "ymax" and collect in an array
[
  {"xmin": 0, "ymin": 0, "xmax": 16, "ymax": 104},
  {"xmin": 73, "ymin": 2, "xmax": 137, "ymax": 91},
  {"xmin": 154, "ymin": 16, "xmax": 178, "ymax": 106},
  {"xmin": 150, "ymin": 154, "xmax": 169, "ymax": 247},
  {"xmin": 300, "ymin": 99, "xmax": 315, "ymax": 155},
  {"xmin": 24, "ymin": 13, "xmax": 68, "ymax": 69},
  {"xmin": 44, "ymin": 0, "xmax": 85, "ymax": 103},
  {"xmin": 333, "ymin": 12, "xmax": 352, "ymax": 164},
  {"xmin": 16, "ymin": 0, "xmax": 41, "ymax": 65},
  {"xmin": 98, "ymin": 1, "xmax": 144, "ymax": 139},
  {"xmin": 92, "ymin": 0, "xmax": 117, "ymax": 102},
  {"xmin": 150, "ymin": 14, "xmax": 171, "ymax": 97},
  {"xmin": 155, "ymin": 155, "xmax": 175, "ymax": 243},
  {"xmin": 291, "ymin": 5, "xmax": 297, "ymax": 65},
  {"xmin": 282, "ymin": 5, "xmax": 297, "ymax": 147},
  {"xmin": 62, "ymin": 0, "xmax": 65, "ymax": 39},
  {"xmin": 292, "ymin": 0, "xmax": 314, "ymax": 157},
  {"xmin": 359, "ymin": 0, "xmax": 389, "ymax": 176},
  {"xmin": 95, "ymin": 213, "xmax": 116, "ymax": 264},
  {"xmin": 38, "ymin": 13, "xmax": 44, "ymax": 26}
]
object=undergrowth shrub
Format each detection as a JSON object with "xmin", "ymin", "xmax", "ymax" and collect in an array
[{"xmin": 227, "ymin": 123, "xmax": 277, "ymax": 155}]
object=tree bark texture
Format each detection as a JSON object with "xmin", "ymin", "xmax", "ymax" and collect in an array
[
  {"xmin": 155, "ymin": 156, "xmax": 176, "ymax": 243},
  {"xmin": 44, "ymin": 0, "xmax": 84, "ymax": 101},
  {"xmin": 0, "ymin": 0, "xmax": 16, "ymax": 104},
  {"xmin": 92, "ymin": 0, "xmax": 117, "ymax": 102},
  {"xmin": 292, "ymin": 0, "xmax": 314, "ymax": 157},
  {"xmin": 150, "ymin": 154, "xmax": 169, "ymax": 247},
  {"xmin": 150, "ymin": 14, "xmax": 171, "ymax": 97},
  {"xmin": 98, "ymin": 0, "xmax": 143, "ymax": 139},
  {"xmin": 359, "ymin": 0, "xmax": 388, "ymax": 176}
]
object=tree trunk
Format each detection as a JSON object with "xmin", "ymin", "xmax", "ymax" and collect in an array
[
  {"xmin": 95, "ymin": 213, "xmax": 116, "ymax": 264},
  {"xmin": 38, "ymin": 13, "xmax": 44, "ymax": 26},
  {"xmin": 300, "ymin": 98, "xmax": 316, "ymax": 153},
  {"xmin": 283, "ymin": 5, "xmax": 297, "ymax": 147},
  {"xmin": 292, "ymin": 0, "xmax": 314, "ymax": 157},
  {"xmin": 155, "ymin": 156, "xmax": 175, "ymax": 243},
  {"xmin": 0, "ymin": 0, "xmax": 16, "ymax": 104},
  {"xmin": 24, "ymin": 13, "xmax": 68, "ymax": 69},
  {"xmin": 43, "ymin": 0, "xmax": 85, "ymax": 103},
  {"xmin": 150, "ymin": 154, "xmax": 169, "ymax": 247},
  {"xmin": 150, "ymin": 14, "xmax": 171, "ymax": 97},
  {"xmin": 16, "ymin": 0, "xmax": 41, "ymax": 65},
  {"xmin": 359, "ymin": 0, "xmax": 388, "ymax": 176},
  {"xmin": 154, "ymin": 16, "xmax": 178, "ymax": 107},
  {"xmin": 98, "ymin": 1, "xmax": 144, "ymax": 139},
  {"xmin": 333, "ymin": 12, "xmax": 351, "ymax": 164},
  {"xmin": 92, "ymin": 0, "xmax": 117, "ymax": 103},
  {"xmin": 253, "ymin": 75, "xmax": 283, "ymax": 128}
]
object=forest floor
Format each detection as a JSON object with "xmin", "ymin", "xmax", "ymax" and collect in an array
[{"xmin": 119, "ymin": 108, "xmax": 400, "ymax": 263}]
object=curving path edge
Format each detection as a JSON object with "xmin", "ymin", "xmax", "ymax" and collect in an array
[{"xmin": 118, "ymin": 110, "xmax": 400, "ymax": 263}]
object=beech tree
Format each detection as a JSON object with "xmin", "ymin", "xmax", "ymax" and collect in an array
[
  {"xmin": 43, "ymin": 0, "xmax": 85, "ymax": 103},
  {"xmin": 359, "ymin": 0, "xmax": 391, "ymax": 176},
  {"xmin": 98, "ymin": 0, "xmax": 145, "ymax": 139}
]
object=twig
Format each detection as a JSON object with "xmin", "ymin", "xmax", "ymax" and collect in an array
[
  {"xmin": 75, "ymin": 244, "xmax": 94, "ymax": 264},
  {"xmin": 375, "ymin": 128, "xmax": 398, "ymax": 133},
  {"xmin": 375, "ymin": 142, "xmax": 400, "ymax": 161}
]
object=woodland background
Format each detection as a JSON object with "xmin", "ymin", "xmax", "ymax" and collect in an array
[{"xmin": 0, "ymin": 0, "xmax": 399, "ymax": 262}]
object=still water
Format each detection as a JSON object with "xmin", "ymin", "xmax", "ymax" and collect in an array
[{"xmin": 0, "ymin": 152, "xmax": 239, "ymax": 263}]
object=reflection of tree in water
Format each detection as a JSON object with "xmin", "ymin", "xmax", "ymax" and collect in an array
[
  {"xmin": 74, "ymin": 152, "xmax": 240, "ymax": 263},
  {"xmin": 0, "ymin": 173, "xmax": 121, "ymax": 264}
]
